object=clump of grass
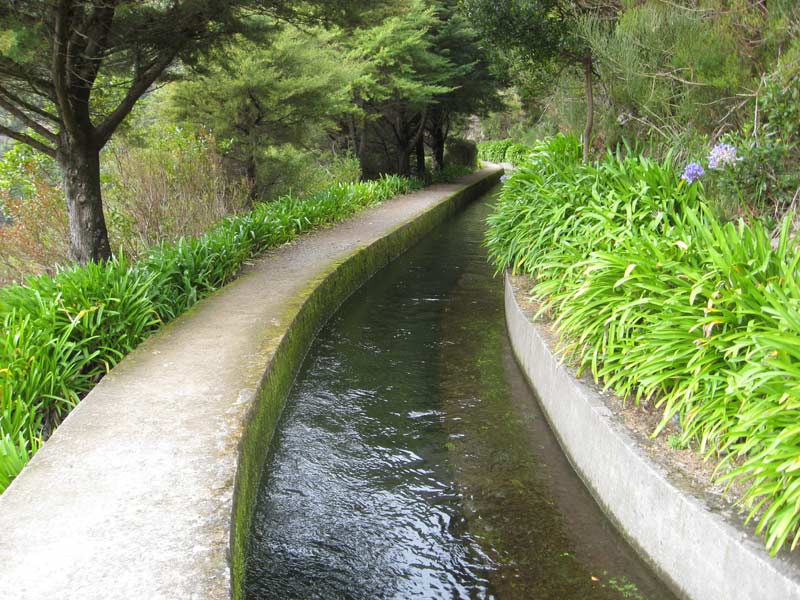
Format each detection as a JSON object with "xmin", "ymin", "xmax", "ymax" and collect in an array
[
  {"xmin": 0, "ymin": 174, "xmax": 424, "ymax": 493},
  {"xmin": 486, "ymin": 134, "xmax": 800, "ymax": 555}
]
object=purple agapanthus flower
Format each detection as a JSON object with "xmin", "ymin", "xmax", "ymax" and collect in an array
[
  {"xmin": 708, "ymin": 143, "xmax": 743, "ymax": 169},
  {"xmin": 500, "ymin": 174, "xmax": 510, "ymax": 182},
  {"xmin": 681, "ymin": 162, "xmax": 705, "ymax": 184}
]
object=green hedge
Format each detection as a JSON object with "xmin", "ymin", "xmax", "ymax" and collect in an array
[
  {"xmin": 477, "ymin": 139, "xmax": 513, "ymax": 163},
  {"xmin": 503, "ymin": 143, "xmax": 535, "ymax": 166},
  {"xmin": 0, "ymin": 175, "xmax": 422, "ymax": 492},
  {"xmin": 487, "ymin": 134, "xmax": 800, "ymax": 555},
  {"xmin": 477, "ymin": 139, "xmax": 536, "ymax": 166}
]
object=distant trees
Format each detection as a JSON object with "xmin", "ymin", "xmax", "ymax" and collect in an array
[
  {"xmin": 342, "ymin": 2, "xmax": 455, "ymax": 177},
  {"xmin": 461, "ymin": 0, "xmax": 619, "ymax": 162},
  {"xmin": 425, "ymin": 0, "xmax": 502, "ymax": 171},
  {"xmin": 0, "ymin": 1, "xmax": 365, "ymax": 264},
  {"xmin": 340, "ymin": 0, "xmax": 501, "ymax": 177}
]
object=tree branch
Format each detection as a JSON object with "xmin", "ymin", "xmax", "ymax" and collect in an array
[
  {"xmin": 52, "ymin": 0, "xmax": 81, "ymax": 140},
  {"xmin": 94, "ymin": 52, "xmax": 175, "ymax": 147},
  {"xmin": 0, "ymin": 93, "xmax": 58, "ymax": 142},
  {"xmin": 0, "ymin": 124, "xmax": 57, "ymax": 157},
  {"xmin": 0, "ymin": 84, "xmax": 60, "ymax": 124},
  {"xmin": 72, "ymin": 1, "xmax": 119, "ymax": 105},
  {"xmin": 0, "ymin": 59, "xmax": 55, "ymax": 99}
]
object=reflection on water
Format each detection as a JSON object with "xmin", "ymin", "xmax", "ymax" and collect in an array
[{"xmin": 245, "ymin": 191, "xmax": 676, "ymax": 600}]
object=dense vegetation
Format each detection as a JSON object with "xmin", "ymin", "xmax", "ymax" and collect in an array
[
  {"xmin": 0, "ymin": 1, "xmax": 499, "ymax": 265},
  {"xmin": 487, "ymin": 135, "xmax": 800, "ymax": 554},
  {"xmin": 471, "ymin": 1, "xmax": 800, "ymax": 219}
]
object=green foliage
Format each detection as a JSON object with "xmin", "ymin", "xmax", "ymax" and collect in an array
[
  {"xmin": 0, "ymin": 174, "xmax": 428, "ymax": 491},
  {"xmin": 343, "ymin": 0, "xmax": 470, "ymax": 176},
  {"xmin": 253, "ymin": 146, "xmax": 362, "ymax": 200},
  {"xmin": 0, "ymin": 258, "xmax": 158, "ymax": 488},
  {"xmin": 762, "ymin": 65, "xmax": 800, "ymax": 143},
  {"xmin": 702, "ymin": 136, "xmax": 800, "ymax": 220},
  {"xmin": 443, "ymin": 137, "xmax": 477, "ymax": 168},
  {"xmin": 0, "ymin": 142, "xmax": 58, "ymax": 204},
  {"xmin": 583, "ymin": 3, "xmax": 754, "ymax": 139},
  {"xmin": 486, "ymin": 135, "xmax": 800, "ymax": 555},
  {"xmin": 170, "ymin": 27, "xmax": 358, "ymax": 198},
  {"xmin": 420, "ymin": 163, "xmax": 476, "ymax": 186},
  {"xmin": 460, "ymin": 0, "xmax": 575, "ymax": 69},
  {"xmin": 347, "ymin": 2, "xmax": 455, "ymax": 110},
  {"xmin": 476, "ymin": 139, "xmax": 536, "ymax": 165},
  {"xmin": 482, "ymin": 1, "xmax": 800, "ymax": 175},
  {"xmin": 503, "ymin": 143, "xmax": 535, "ymax": 166},
  {"xmin": 477, "ymin": 139, "xmax": 514, "ymax": 163}
]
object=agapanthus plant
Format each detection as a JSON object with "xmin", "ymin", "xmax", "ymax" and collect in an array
[
  {"xmin": 681, "ymin": 162, "xmax": 705, "ymax": 184},
  {"xmin": 708, "ymin": 143, "xmax": 743, "ymax": 169}
]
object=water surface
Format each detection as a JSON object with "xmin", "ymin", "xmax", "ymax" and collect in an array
[{"xmin": 245, "ymin": 190, "xmax": 676, "ymax": 600}]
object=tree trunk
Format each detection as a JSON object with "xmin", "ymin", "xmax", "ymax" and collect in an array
[
  {"xmin": 415, "ymin": 136, "xmax": 426, "ymax": 176},
  {"xmin": 59, "ymin": 142, "xmax": 112, "ymax": 264},
  {"xmin": 583, "ymin": 56, "xmax": 594, "ymax": 164},
  {"xmin": 245, "ymin": 155, "xmax": 258, "ymax": 205},
  {"xmin": 397, "ymin": 149, "xmax": 411, "ymax": 177},
  {"xmin": 431, "ymin": 123, "xmax": 445, "ymax": 171}
]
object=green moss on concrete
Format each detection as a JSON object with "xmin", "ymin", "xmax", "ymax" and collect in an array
[{"xmin": 229, "ymin": 171, "xmax": 501, "ymax": 599}]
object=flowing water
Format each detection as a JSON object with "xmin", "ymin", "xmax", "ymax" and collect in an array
[{"xmin": 245, "ymin": 190, "xmax": 677, "ymax": 600}]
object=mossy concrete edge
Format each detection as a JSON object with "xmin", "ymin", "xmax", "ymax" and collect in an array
[
  {"xmin": 230, "ymin": 170, "xmax": 501, "ymax": 599},
  {"xmin": 504, "ymin": 274, "xmax": 800, "ymax": 600}
]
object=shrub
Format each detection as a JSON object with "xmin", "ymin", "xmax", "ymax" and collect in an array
[
  {"xmin": 443, "ymin": 137, "xmax": 477, "ymax": 168},
  {"xmin": 254, "ymin": 146, "xmax": 362, "ymax": 200},
  {"xmin": 0, "ymin": 171, "xmax": 70, "ymax": 286},
  {"xmin": 503, "ymin": 142, "xmax": 535, "ymax": 166},
  {"xmin": 486, "ymin": 134, "xmax": 800, "ymax": 555},
  {"xmin": 104, "ymin": 128, "xmax": 250, "ymax": 258},
  {"xmin": 477, "ymin": 139, "xmax": 513, "ymax": 163}
]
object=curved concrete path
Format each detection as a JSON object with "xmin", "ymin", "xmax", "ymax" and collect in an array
[
  {"xmin": 504, "ymin": 274, "xmax": 800, "ymax": 600},
  {"xmin": 0, "ymin": 169, "xmax": 500, "ymax": 600}
]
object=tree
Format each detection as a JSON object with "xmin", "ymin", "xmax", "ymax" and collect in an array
[
  {"xmin": 342, "ymin": 1, "xmax": 456, "ymax": 177},
  {"xmin": 460, "ymin": 0, "xmax": 618, "ymax": 162},
  {"xmin": 424, "ymin": 0, "xmax": 501, "ymax": 171},
  {"xmin": 170, "ymin": 27, "xmax": 357, "ymax": 201},
  {"xmin": 0, "ymin": 1, "xmax": 364, "ymax": 264}
]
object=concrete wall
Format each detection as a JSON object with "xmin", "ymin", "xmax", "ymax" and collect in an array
[
  {"xmin": 0, "ymin": 169, "xmax": 500, "ymax": 600},
  {"xmin": 504, "ymin": 274, "xmax": 800, "ymax": 600}
]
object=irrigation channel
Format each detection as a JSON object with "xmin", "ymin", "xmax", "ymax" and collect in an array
[{"xmin": 245, "ymin": 188, "xmax": 676, "ymax": 600}]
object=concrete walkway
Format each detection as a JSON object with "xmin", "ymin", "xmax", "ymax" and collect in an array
[{"xmin": 0, "ymin": 169, "xmax": 501, "ymax": 599}]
